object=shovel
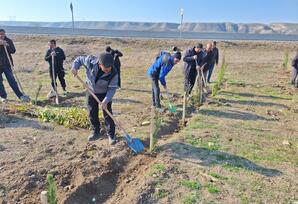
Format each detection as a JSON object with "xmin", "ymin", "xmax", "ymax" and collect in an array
[
  {"xmin": 74, "ymin": 74, "xmax": 144, "ymax": 154},
  {"xmin": 3, "ymin": 45, "xmax": 25, "ymax": 95},
  {"xmin": 51, "ymin": 54, "xmax": 59, "ymax": 104}
]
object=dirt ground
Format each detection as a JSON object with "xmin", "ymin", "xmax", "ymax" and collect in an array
[{"xmin": 0, "ymin": 35, "xmax": 297, "ymax": 204}]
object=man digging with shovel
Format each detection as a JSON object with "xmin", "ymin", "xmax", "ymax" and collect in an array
[
  {"xmin": 147, "ymin": 50, "xmax": 181, "ymax": 112},
  {"xmin": 71, "ymin": 52, "xmax": 118, "ymax": 144},
  {"xmin": 0, "ymin": 28, "xmax": 30, "ymax": 103}
]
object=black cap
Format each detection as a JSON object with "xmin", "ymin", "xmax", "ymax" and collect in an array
[
  {"xmin": 97, "ymin": 52, "xmax": 114, "ymax": 68},
  {"xmin": 105, "ymin": 46, "xmax": 112, "ymax": 53},
  {"xmin": 0, "ymin": 28, "xmax": 5, "ymax": 33},
  {"xmin": 173, "ymin": 51, "xmax": 182, "ymax": 60},
  {"xmin": 195, "ymin": 43, "xmax": 203, "ymax": 49}
]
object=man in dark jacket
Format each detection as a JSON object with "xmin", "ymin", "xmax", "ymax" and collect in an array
[
  {"xmin": 147, "ymin": 51, "xmax": 181, "ymax": 111},
  {"xmin": 207, "ymin": 41, "xmax": 219, "ymax": 83},
  {"xmin": 183, "ymin": 43, "xmax": 205, "ymax": 95},
  {"xmin": 106, "ymin": 46, "xmax": 123, "ymax": 88},
  {"xmin": 45, "ymin": 39, "xmax": 67, "ymax": 98},
  {"xmin": 291, "ymin": 49, "xmax": 298, "ymax": 88},
  {"xmin": 72, "ymin": 52, "xmax": 118, "ymax": 144},
  {"xmin": 0, "ymin": 29, "xmax": 30, "ymax": 102}
]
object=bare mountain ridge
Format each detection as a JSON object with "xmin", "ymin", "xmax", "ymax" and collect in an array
[{"xmin": 0, "ymin": 21, "xmax": 298, "ymax": 34}]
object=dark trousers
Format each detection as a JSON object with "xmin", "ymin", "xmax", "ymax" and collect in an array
[
  {"xmin": 49, "ymin": 67, "xmax": 66, "ymax": 90},
  {"xmin": 207, "ymin": 63, "xmax": 215, "ymax": 83},
  {"xmin": 151, "ymin": 78, "xmax": 161, "ymax": 108},
  {"xmin": 87, "ymin": 92, "xmax": 115, "ymax": 137},
  {"xmin": 184, "ymin": 68, "xmax": 197, "ymax": 95},
  {"xmin": 0, "ymin": 66, "xmax": 23, "ymax": 99},
  {"xmin": 291, "ymin": 67, "xmax": 298, "ymax": 85}
]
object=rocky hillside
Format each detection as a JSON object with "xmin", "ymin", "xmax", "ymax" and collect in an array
[{"xmin": 0, "ymin": 21, "xmax": 298, "ymax": 34}]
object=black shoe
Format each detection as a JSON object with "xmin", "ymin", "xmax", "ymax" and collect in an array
[
  {"xmin": 108, "ymin": 135, "xmax": 117, "ymax": 145},
  {"xmin": 88, "ymin": 131, "xmax": 101, "ymax": 141}
]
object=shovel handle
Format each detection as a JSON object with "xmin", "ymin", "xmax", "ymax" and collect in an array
[
  {"xmin": 3, "ymin": 45, "xmax": 25, "ymax": 94},
  {"xmin": 74, "ymin": 73, "xmax": 129, "ymax": 136}
]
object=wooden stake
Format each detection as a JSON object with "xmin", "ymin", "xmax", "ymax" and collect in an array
[
  {"xmin": 150, "ymin": 106, "xmax": 155, "ymax": 152},
  {"xmin": 40, "ymin": 191, "xmax": 48, "ymax": 204},
  {"xmin": 182, "ymin": 91, "xmax": 187, "ymax": 126}
]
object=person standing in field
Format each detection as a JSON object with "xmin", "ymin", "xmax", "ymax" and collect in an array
[
  {"xmin": 71, "ymin": 52, "xmax": 119, "ymax": 144},
  {"xmin": 291, "ymin": 49, "xmax": 298, "ymax": 88},
  {"xmin": 106, "ymin": 46, "xmax": 123, "ymax": 88},
  {"xmin": 0, "ymin": 28, "xmax": 30, "ymax": 103},
  {"xmin": 183, "ymin": 43, "xmax": 205, "ymax": 95},
  {"xmin": 207, "ymin": 41, "xmax": 219, "ymax": 83},
  {"xmin": 44, "ymin": 39, "xmax": 67, "ymax": 98},
  {"xmin": 147, "ymin": 50, "xmax": 181, "ymax": 111}
]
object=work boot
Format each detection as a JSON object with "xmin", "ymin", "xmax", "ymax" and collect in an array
[
  {"xmin": 47, "ymin": 90, "xmax": 56, "ymax": 99},
  {"xmin": 62, "ymin": 88, "xmax": 68, "ymax": 96},
  {"xmin": 88, "ymin": 131, "xmax": 101, "ymax": 142},
  {"xmin": 20, "ymin": 95, "xmax": 30, "ymax": 102},
  {"xmin": 108, "ymin": 135, "xmax": 117, "ymax": 145},
  {"xmin": 0, "ymin": 97, "xmax": 7, "ymax": 103}
]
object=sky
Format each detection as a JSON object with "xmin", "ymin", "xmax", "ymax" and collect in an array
[{"xmin": 0, "ymin": 0, "xmax": 297, "ymax": 24}]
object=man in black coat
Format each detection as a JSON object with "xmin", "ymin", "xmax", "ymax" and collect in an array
[
  {"xmin": 45, "ymin": 39, "xmax": 67, "ymax": 98},
  {"xmin": 183, "ymin": 43, "xmax": 205, "ymax": 95},
  {"xmin": 207, "ymin": 41, "xmax": 219, "ymax": 83},
  {"xmin": 106, "ymin": 46, "xmax": 123, "ymax": 88},
  {"xmin": 0, "ymin": 29, "xmax": 30, "ymax": 102},
  {"xmin": 291, "ymin": 49, "xmax": 298, "ymax": 88}
]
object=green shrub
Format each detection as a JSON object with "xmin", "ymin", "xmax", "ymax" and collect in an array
[{"xmin": 47, "ymin": 174, "xmax": 57, "ymax": 204}]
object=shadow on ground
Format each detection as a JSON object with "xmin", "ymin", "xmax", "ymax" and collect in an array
[
  {"xmin": 199, "ymin": 109, "xmax": 275, "ymax": 121},
  {"xmin": 160, "ymin": 142, "xmax": 282, "ymax": 177}
]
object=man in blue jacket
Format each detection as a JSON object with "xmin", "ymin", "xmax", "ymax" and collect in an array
[
  {"xmin": 147, "ymin": 51, "xmax": 181, "ymax": 110},
  {"xmin": 71, "ymin": 52, "xmax": 118, "ymax": 144}
]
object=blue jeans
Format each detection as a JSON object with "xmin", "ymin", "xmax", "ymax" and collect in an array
[
  {"xmin": 207, "ymin": 63, "xmax": 215, "ymax": 83},
  {"xmin": 0, "ymin": 66, "xmax": 23, "ymax": 99}
]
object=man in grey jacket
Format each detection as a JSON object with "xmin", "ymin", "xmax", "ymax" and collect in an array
[{"xmin": 71, "ymin": 52, "xmax": 118, "ymax": 144}]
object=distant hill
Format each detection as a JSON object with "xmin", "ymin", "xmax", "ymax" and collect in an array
[{"xmin": 0, "ymin": 21, "xmax": 298, "ymax": 35}]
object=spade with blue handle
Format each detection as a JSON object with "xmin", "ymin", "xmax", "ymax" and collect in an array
[{"xmin": 75, "ymin": 74, "xmax": 145, "ymax": 154}]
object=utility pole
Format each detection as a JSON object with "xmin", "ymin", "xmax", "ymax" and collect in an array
[
  {"xmin": 70, "ymin": 2, "xmax": 75, "ymax": 33},
  {"xmin": 180, "ymin": 8, "xmax": 184, "ymax": 39}
]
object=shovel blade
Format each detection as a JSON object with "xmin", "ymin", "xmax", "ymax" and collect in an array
[{"xmin": 124, "ymin": 134, "xmax": 145, "ymax": 154}]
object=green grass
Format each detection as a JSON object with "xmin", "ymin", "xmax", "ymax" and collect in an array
[
  {"xmin": 146, "ymin": 163, "xmax": 166, "ymax": 177},
  {"xmin": 180, "ymin": 180, "xmax": 201, "ymax": 190},
  {"xmin": 205, "ymin": 183, "xmax": 221, "ymax": 194},
  {"xmin": 208, "ymin": 172, "xmax": 228, "ymax": 180},
  {"xmin": 182, "ymin": 192, "xmax": 200, "ymax": 204},
  {"xmin": 154, "ymin": 183, "xmax": 167, "ymax": 199},
  {"xmin": 212, "ymin": 55, "xmax": 227, "ymax": 96},
  {"xmin": 282, "ymin": 51, "xmax": 289, "ymax": 70},
  {"xmin": 185, "ymin": 133, "xmax": 221, "ymax": 151}
]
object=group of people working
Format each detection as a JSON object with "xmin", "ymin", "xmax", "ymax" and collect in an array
[{"xmin": 1, "ymin": 27, "xmax": 297, "ymax": 145}]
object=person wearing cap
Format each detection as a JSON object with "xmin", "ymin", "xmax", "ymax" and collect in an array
[
  {"xmin": 71, "ymin": 52, "xmax": 118, "ymax": 144},
  {"xmin": 147, "ymin": 51, "xmax": 181, "ymax": 111},
  {"xmin": 0, "ymin": 28, "xmax": 30, "ymax": 103},
  {"xmin": 207, "ymin": 41, "xmax": 219, "ymax": 83},
  {"xmin": 45, "ymin": 39, "xmax": 67, "ymax": 98},
  {"xmin": 106, "ymin": 46, "xmax": 123, "ymax": 88},
  {"xmin": 183, "ymin": 43, "xmax": 205, "ymax": 95}
]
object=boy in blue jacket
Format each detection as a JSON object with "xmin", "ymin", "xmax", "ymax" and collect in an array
[{"xmin": 147, "ymin": 51, "xmax": 181, "ymax": 110}]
